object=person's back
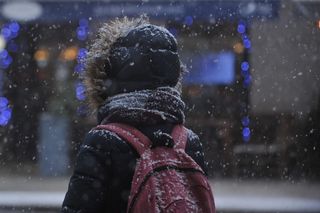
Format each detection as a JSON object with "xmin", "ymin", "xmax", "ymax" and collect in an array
[{"xmin": 62, "ymin": 17, "xmax": 210, "ymax": 213}]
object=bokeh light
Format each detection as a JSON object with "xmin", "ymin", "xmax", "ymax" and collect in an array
[
  {"xmin": 241, "ymin": 116, "xmax": 250, "ymax": 127},
  {"xmin": 1, "ymin": 27, "xmax": 11, "ymax": 40},
  {"xmin": 74, "ymin": 63, "xmax": 85, "ymax": 74},
  {"xmin": 243, "ymin": 38, "xmax": 251, "ymax": 49},
  {"xmin": 9, "ymin": 22, "xmax": 20, "ymax": 33},
  {"xmin": 0, "ymin": 49, "xmax": 8, "ymax": 59},
  {"xmin": 237, "ymin": 23, "xmax": 246, "ymax": 34},
  {"xmin": 0, "ymin": 97, "xmax": 11, "ymax": 126},
  {"xmin": 77, "ymin": 26, "xmax": 88, "ymax": 41},
  {"xmin": 77, "ymin": 48, "xmax": 87, "ymax": 62},
  {"xmin": 241, "ymin": 61, "xmax": 250, "ymax": 71},
  {"xmin": 2, "ymin": 54, "xmax": 12, "ymax": 67},
  {"xmin": 0, "ymin": 96, "xmax": 9, "ymax": 108},
  {"xmin": 75, "ymin": 19, "xmax": 89, "ymax": 102},
  {"xmin": 233, "ymin": 42, "xmax": 244, "ymax": 54},
  {"xmin": 34, "ymin": 49, "xmax": 49, "ymax": 61},
  {"xmin": 0, "ymin": 21, "xmax": 19, "ymax": 126},
  {"xmin": 75, "ymin": 82, "xmax": 86, "ymax": 101},
  {"xmin": 242, "ymin": 127, "xmax": 251, "ymax": 137},
  {"xmin": 184, "ymin": 16, "xmax": 193, "ymax": 26},
  {"xmin": 61, "ymin": 46, "xmax": 78, "ymax": 61}
]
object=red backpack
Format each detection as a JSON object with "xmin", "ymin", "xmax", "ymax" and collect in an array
[{"xmin": 97, "ymin": 123, "xmax": 215, "ymax": 213}]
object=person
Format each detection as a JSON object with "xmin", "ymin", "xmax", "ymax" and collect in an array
[{"xmin": 61, "ymin": 16, "xmax": 208, "ymax": 213}]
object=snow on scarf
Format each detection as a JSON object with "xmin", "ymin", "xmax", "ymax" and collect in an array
[{"xmin": 97, "ymin": 87, "xmax": 185, "ymax": 125}]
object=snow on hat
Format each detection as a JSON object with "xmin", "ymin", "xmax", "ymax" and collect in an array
[{"xmin": 84, "ymin": 17, "xmax": 183, "ymax": 110}]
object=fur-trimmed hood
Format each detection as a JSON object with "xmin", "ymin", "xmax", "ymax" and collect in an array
[{"xmin": 83, "ymin": 16, "xmax": 184, "ymax": 111}]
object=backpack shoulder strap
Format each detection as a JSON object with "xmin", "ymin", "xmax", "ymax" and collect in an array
[
  {"xmin": 171, "ymin": 125, "xmax": 188, "ymax": 150},
  {"xmin": 95, "ymin": 123, "xmax": 151, "ymax": 156}
]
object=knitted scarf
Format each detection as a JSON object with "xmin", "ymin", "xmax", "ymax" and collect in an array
[{"xmin": 97, "ymin": 87, "xmax": 185, "ymax": 125}]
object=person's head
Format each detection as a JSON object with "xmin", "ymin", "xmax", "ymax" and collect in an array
[{"xmin": 84, "ymin": 16, "xmax": 185, "ymax": 110}]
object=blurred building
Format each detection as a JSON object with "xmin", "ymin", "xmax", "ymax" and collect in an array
[{"xmin": 0, "ymin": 0, "xmax": 319, "ymax": 180}]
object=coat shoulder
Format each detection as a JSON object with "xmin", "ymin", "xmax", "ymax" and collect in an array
[
  {"xmin": 185, "ymin": 127, "xmax": 202, "ymax": 149},
  {"xmin": 184, "ymin": 127, "xmax": 207, "ymax": 173},
  {"xmin": 82, "ymin": 128, "xmax": 133, "ymax": 154}
]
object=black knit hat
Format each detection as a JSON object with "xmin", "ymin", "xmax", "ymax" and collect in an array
[{"xmin": 104, "ymin": 24, "xmax": 181, "ymax": 96}]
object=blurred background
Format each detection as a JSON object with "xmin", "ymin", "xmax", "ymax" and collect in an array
[{"xmin": 0, "ymin": 0, "xmax": 319, "ymax": 212}]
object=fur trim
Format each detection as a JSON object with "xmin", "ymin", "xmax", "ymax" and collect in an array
[
  {"xmin": 84, "ymin": 16, "xmax": 185, "ymax": 111},
  {"xmin": 84, "ymin": 16, "xmax": 149, "ymax": 110}
]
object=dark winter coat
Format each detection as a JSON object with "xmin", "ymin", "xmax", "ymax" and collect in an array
[
  {"xmin": 61, "ymin": 87, "xmax": 207, "ymax": 213},
  {"xmin": 61, "ymin": 123, "xmax": 206, "ymax": 213}
]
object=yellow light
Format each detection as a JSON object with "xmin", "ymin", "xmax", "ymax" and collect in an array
[
  {"xmin": 61, "ymin": 46, "xmax": 78, "ymax": 61},
  {"xmin": 0, "ymin": 35, "xmax": 6, "ymax": 51},
  {"xmin": 34, "ymin": 49, "xmax": 49, "ymax": 61},
  {"xmin": 233, "ymin": 42, "xmax": 244, "ymax": 54}
]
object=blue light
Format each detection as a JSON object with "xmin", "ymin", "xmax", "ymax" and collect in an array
[
  {"xmin": 77, "ymin": 26, "xmax": 88, "ymax": 41},
  {"xmin": 77, "ymin": 48, "xmax": 87, "ymax": 62},
  {"xmin": 0, "ymin": 55, "xmax": 13, "ymax": 68},
  {"xmin": 2, "ymin": 108, "xmax": 11, "ymax": 119},
  {"xmin": 184, "ymin": 16, "xmax": 193, "ymax": 26},
  {"xmin": 1, "ymin": 27, "xmax": 11, "ymax": 40},
  {"xmin": 74, "ymin": 63, "xmax": 85, "ymax": 73},
  {"xmin": 76, "ymin": 83, "xmax": 86, "ymax": 101},
  {"xmin": 0, "ymin": 108, "xmax": 12, "ymax": 126},
  {"xmin": 241, "ymin": 116, "xmax": 250, "ymax": 127},
  {"xmin": 242, "ymin": 127, "xmax": 251, "ymax": 137},
  {"xmin": 0, "ymin": 116, "xmax": 8, "ymax": 126},
  {"xmin": 9, "ymin": 22, "xmax": 20, "ymax": 33},
  {"xmin": 79, "ymin": 18, "xmax": 89, "ymax": 27},
  {"xmin": 0, "ymin": 97, "xmax": 8, "ymax": 109},
  {"xmin": 184, "ymin": 52, "xmax": 235, "ymax": 85},
  {"xmin": 0, "ymin": 60, "xmax": 11, "ymax": 69},
  {"xmin": 77, "ymin": 26, "xmax": 87, "ymax": 36},
  {"xmin": 10, "ymin": 31, "xmax": 18, "ymax": 39},
  {"xmin": 243, "ymin": 38, "xmax": 251, "ymax": 49},
  {"xmin": 237, "ymin": 23, "xmax": 246, "ymax": 34},
  {"xmin": 241, "ymin": 61, "xmax": 249, "ymax": 71},
  {"xmin": 0, "ymin": 50, "xmax": 8, "ymax": 59}
]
